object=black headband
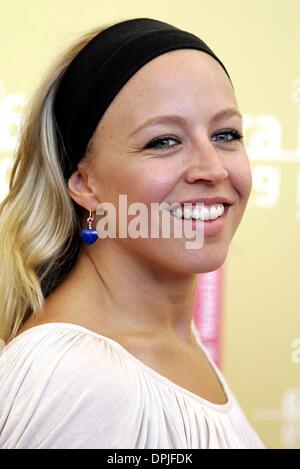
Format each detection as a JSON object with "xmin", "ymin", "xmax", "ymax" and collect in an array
[{"xmin": 53, "ymin": 17, "xmax": 232, "ymax": 181}]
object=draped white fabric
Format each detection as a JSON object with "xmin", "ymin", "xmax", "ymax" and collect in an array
[{"xmin": 0, "ymin": 322, "xmax": 265, "ymax": 449}]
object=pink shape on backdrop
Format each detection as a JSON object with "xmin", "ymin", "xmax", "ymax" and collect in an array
[{"xmin": 192, "ymin": 266, "xmax": 225, "ymax": 368}]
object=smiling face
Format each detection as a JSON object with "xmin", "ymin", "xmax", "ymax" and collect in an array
[{"xmin": 69, "ymin": 49, "xmax": 252, "ymax": 275}]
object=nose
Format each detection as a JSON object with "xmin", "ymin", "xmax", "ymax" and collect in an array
[{"xmin": 184, "ymin": 140, "xmax": 229, "ymax": 184}]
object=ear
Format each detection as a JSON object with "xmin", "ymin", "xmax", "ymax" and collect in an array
[{"xmin": 67, "ymin": 163, "xmax": 100, "ymax": 212}]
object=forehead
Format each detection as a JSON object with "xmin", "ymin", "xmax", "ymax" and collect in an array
[
  {"xmin": 117, "ymin": 49, "xmax": 232, "ymax": 99},
  {"xmin": 97, "ymin": 49, "xmax": 236, "ymax": 133}
]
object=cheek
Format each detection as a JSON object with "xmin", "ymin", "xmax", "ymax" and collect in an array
[
  {"xmin": 110, "ymin": 159, "xmax": 178, "ymax": 205},
  {"xmin": 227, "ymin": 154, "xmax": 252, "ymax": 204}
]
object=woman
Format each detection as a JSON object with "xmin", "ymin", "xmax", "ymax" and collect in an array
[{"xmin": 0, "ymin": 17, "xmax": 265, "ymax": 449}]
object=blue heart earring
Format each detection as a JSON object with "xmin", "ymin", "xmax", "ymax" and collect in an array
[{"xmin": 80, "ymin": 209, "xmax": 99, "ymax": 245}]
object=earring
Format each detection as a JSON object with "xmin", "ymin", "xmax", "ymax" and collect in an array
[{"xmin": 81, "ymin": 209, "xmax": 99, "ymax": 245}]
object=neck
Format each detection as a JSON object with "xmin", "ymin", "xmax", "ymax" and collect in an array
[{"xmin": 61, "ymin": 242, "xmax": 199, "ymax": 344}]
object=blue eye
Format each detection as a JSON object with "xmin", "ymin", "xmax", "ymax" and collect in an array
[
  {"xmin": 144, "ymin": 136, "xmax": 180, "ymax": 151},
  {"xmin": 143, "ymin": 129, "xmax": 243, "ymax": 152},
  {"xmin": 212, "ymin": 129, "xmax": 243, "ymax": 143}
]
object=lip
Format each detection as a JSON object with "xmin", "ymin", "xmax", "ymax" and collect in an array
[{"xmin": 177, "ymin": 197, "xmax": 233, "ymax": 207}]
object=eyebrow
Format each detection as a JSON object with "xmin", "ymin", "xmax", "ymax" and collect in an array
[{"xmin": 129, "ymin": 108, "xmax": 243, "ymax": 137}]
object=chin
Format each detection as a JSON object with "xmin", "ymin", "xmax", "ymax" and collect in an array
[
  {"xmin": 138, "ymin": 237, "xmax": 230, "ymax": 276},
  {"xmin": 185, "ymin": 246, "xmax": 229, "ymax": 274}
]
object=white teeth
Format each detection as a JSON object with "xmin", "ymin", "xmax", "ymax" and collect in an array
[
  {"xmin": 192, "ymin": 207, "xmax": 201, "ymax": 219},
  {"xmin": 202, "ymin": 207, "xmax": 210, "ymax": 220},
  {"xmin": 183, "ymin": 207, "xmax": 192, "ymax": 219},
  {"xmin": 209, "ymin": 206, "xmax": 219, "ymax": 220},
  {"xmin": 171, "ymin": 203, "xmax": 226, "ymax": 221},
  {"xmin": 174, "ymin": 206, "xmax": 183, "ymax": 218},
  {"xmin": 217, "ymin": 204, "xmax": 224, "ymax": 217}
]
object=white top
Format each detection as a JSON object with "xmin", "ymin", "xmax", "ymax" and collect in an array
[{"xmin": 0, "ymin": 321, "xmax": 265, "ymax": 449}]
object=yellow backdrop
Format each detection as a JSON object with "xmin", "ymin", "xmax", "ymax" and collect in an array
[{"xmin": 1, "ymin": 0, "xmax": 299, "ymax": 449}]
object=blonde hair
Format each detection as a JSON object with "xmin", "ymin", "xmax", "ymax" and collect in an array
[{"xmin": 0, "ymin": 23, "xmax": 113, "ymax": 343}]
